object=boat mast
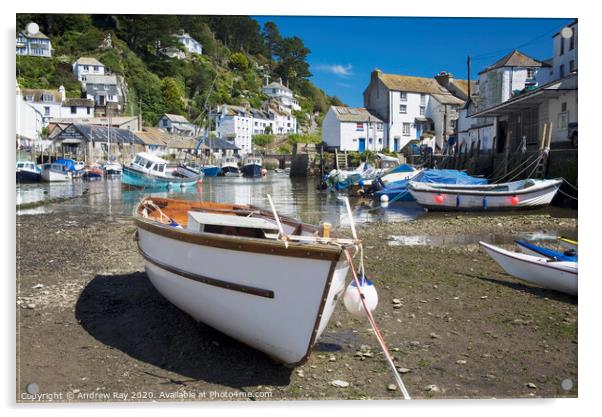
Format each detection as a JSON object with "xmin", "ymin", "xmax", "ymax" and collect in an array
[{"xmin": 107, "ymin": 105, "xmax": 111, "ymax": 163}]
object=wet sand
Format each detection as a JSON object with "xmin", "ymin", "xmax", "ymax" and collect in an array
[{"xmin": 16, "ymin": 210, "xmax": 577, "ymax": 401}]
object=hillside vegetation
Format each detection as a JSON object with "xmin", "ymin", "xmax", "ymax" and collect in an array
[{"xmin": 16, "ymin": 14, "xmax": 344, "ymax": 130}]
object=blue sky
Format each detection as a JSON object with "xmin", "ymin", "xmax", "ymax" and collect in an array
[{"xmin": 253, "ymin": 16, "xmax": 574, "ymax": 107}]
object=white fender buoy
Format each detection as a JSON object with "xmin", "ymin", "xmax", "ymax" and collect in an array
[
  {"xmin": 343, "ymin": 277, "xmax": 378, "ymax": 318},
  {"xmin": 380, "ymin": 194, "xmax": 389, "ymax": 203}
]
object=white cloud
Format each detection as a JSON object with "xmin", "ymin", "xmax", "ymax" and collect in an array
[{"xmin": 315, "ymin": 63, "xmax": 353, "ymax": 78}]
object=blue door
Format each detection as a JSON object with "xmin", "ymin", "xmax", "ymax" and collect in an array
[
  {"xmin": 416, "ymin": 124, "xmax": 422, "ymax": 139},
  {"xmin": 394, "ymin": 138, "xmax": 399, "ymax": 152},
  {"xmin": 358, "ymin": 138, "xmax": 366, "ymax": 153}
]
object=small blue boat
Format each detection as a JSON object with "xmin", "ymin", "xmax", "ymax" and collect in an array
[
  {"xmin": 121, "ymin": 153, "xmax": 201, "ymax": 189},
  {"xmin": 242, "ymin": 155, "xmax": 263, "ymax": 178},
  {"xmin": 201, "ymin": 165, "xmax": 222, "ymax": 177},
  {"xmin": 515, "ymin": 240, "xmax": 577, "ymax": 262},
  {"xmin": 16, "ymin": 161, "xmax": 41, "ymax": 182}
]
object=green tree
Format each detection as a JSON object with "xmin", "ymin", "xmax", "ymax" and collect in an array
[
  {"xmin": 161, "ymin": 77, "xmax": 185, "ymax": 115},
  {"xmin": 263, "ymin": 21, "xmax": 281, "ymax": 60},
  {"xmin": 229, "ymin": 52, "xmax": 249, "ymax": 71}
]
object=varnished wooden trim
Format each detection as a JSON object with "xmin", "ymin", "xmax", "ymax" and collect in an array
[
  {"xmin": 138, "ymin": 245, "xmax": 275, "ymax": 299},
  {"xmin": 135, "ymin": 218, "xmax": 343, "ymax": 262}
]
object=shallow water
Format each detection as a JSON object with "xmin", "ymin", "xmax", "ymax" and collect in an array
[{"xmin": 16, "ymin": 174, "xmax": 577, "ymax": 227}]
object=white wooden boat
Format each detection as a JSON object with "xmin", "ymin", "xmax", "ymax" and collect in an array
[
  {"xmin": 408, "ymin": 178, "xmax": 562, "ymax": 211},
  {"xmin": 134, "ymin": 197, "xmax": 353, "ymax": 365},
  {"xmin": 479, "ymin": 241, "xmax": 577, "ymax": 295},
  {"xmin": 41, "ymin": 162, "xmax": 72, "ymax": 182}
]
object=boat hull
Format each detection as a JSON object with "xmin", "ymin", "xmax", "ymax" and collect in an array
[
  {"xmin": 480, "ymin": 241, "xmax": 577, "ymax": 295},
  {"xmin": 16, "ymin": 170, "xmax": 41, "ymax": 183},
  {"xmin": 409, "ymin": 180, "xmax": 562, "ymax": 211},
  {"xmin": 221, "ymin": 166, "xmax": 242, "ymax": 177},
  {"xmin": 41, "ymin": 169, "xmax": 70, "ymax": 182},
  {"xmin": 242, "ymin": 163, "xmax": 263, "ymax": 178},
  {"xmin": 201, "ymin": 166, "xmax": 221, "ymax": 177},
  {"xmin": 135, "ymin": 222, "xmax": 348, "ymax": 366},
  {"xmin": 121, "ymin": 166, "xmax": 200, "ymax": 189}
]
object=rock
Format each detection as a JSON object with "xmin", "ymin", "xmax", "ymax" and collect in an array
[
  {"xmin": 32, "ymin": 283, "xmax": 44, "ymax": 289},
  {"xmin": 397, "ymin": 367, "xmax": 411, "ymax": 374},
  {"xmin": 362, "ymin": 352, "xmax": 374, "ymax": 358},
  {"xmin": 27, "ymin": 303, "xmax": 36, "ymax": 309},
  {"xmin": 393, "ymin": 304, "xmax": 402, "ymax": 309},
  {"xmin": 360, "ymin": 344, "xmax": 372, "ymax": 352},
  {"xmin": 456, "ymin": 360, "xmax": 467, "ymax": 365},
  {"xmin": 328, "ymin": 355, "xmax": 336, "ymax": 362},
  {"xmin": 331, "ymin": 380, "xmax": 349, "ymax": 388},
  {"xmin": 526, "ymin": 382, "xmax": 537, "ymax": 389},
  {"xmin": 392, "ymin": 298, "xmax": 401, "ymax": 304},
  {"xmin": 480, "ymin": 296, "xmax": 488, "ymax": 299},
  {"xmin": 296, "ymin": 370, "xmax": 305, "ymax": 378},
  {"xmin": 335, "ymin": 321, "xmax": 342, "ymax": 328},
  {"xmin": 410, "ymin": 341, "xmax": 420, "ymax": 346},
  {"xmin": 423, "ymin": 384, "xmax": 441, "ymax": 393},
  {"xmin": 387, "ymin": 384, "xmax": 397, "ymax": 391},
  {"xmin": 430, "ymin": 332, "xmax": 441, "ymax": 339}
]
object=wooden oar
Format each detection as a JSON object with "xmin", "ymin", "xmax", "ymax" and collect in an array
[{"xmin": 267, "ymin": 194, "xmax": 288, "ymax": 249}]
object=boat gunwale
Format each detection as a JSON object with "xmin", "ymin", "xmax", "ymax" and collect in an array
[{"xmin": 133, "ymin": 199, "xmax": 345, "ymax": 261}]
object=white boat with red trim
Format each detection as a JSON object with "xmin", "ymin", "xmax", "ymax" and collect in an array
[
  {"xmin": 479, "ymin": 241, "xmax": 577, "ymax": 295},
  {"xmin": 408, "ymin": 178, "xmax": 562, "ymax": 211},
  {"xmin": 134, "ymin": 197, "xmax": 354, "ymax": 366}
]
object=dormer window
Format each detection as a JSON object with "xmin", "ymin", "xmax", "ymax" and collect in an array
[{"xmin": 42, "ymin": 94, "xmax": 53, "ymax": 102}]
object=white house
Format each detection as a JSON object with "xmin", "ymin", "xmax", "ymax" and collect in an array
[
  {"xmin": 175, "ymin": 33, "xmax": 203, "ymax": 55},
  {"xmin": 322, "ymin": 106, "xmax": 385, "ymax": 152},
  {"xmin": 61, "ymin": 98, "xmax": 95, "ymax": 117},
  {"xmin": 16, "ymin": 29, "xmax": 52, "ymax": 57},
  {"xmin": 82, "ymin": 74, "xmax": 124, "ymax": 109},
  {"xmin": 157, "ymin": 113, "xmax": 196, "ymax": 136},
  {"xmin": 551, "ymin": 19, "xmax": 578, "ymax": 82},
  {"xmin": 266, "ymin": 105, "xmax": 297, "ymax": 135},
  {"xmin": 363, "ymin": 69, "xmax": 464, "ymax": 152},
  {"xmin": 72, "ymin": 57, "xmax": 105, "ymax": 82},
  {"xmin": 19, "ymin": 87, "xmax": 63, "ymax": 121},
  {"xmin": 16, "ymin": 84, "xmax": 47, "ymax": 149},
  {"xmin": 262, "ymin": 79, "xmax": 301, "ymax": 114},
  {"xmin": 214, "ymin": 105, "xmax": 254, "ymax": 154}
]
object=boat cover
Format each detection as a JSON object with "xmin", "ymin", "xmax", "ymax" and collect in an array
[
  {"xmin": 375, "ymin": 169, "xmax": 487, "ymax": 201},
  {"xmin": 515, "ymin": 240, "xmax": 577, "ymax": 262},
  {"xmin": 54, "ymin": 159, "xmax": 76, "ymax": 172}
]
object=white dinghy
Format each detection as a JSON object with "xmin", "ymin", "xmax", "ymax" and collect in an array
[
  {"xmin": 408, "ymin": 178, "xmax": 562, "ymax": 211},
  {"xmin": 134, "ymin": 197, "xmax": 354, "ymax": 366},
  {"xmin": 479, "ymin": 241, "xmax": 577, "ymax": 295}
]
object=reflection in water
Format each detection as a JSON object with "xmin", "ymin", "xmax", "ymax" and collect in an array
[
  {"xmin": 16, "ymin": 174, "xmax": 577, "ymax": 227},
  {"xmin": 16, "ymin": 174, "xmax": 426, "ymax": 225}
]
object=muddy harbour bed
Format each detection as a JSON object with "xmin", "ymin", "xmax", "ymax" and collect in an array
[{"xmin": 16, "ymin": 205, "xmax": 577, "ymax": 402}]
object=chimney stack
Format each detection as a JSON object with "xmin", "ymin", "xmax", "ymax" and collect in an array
[
  {"xmin": 58, "ymin": 85, "xmax": 66, "ymax": 102},
  {"xmin": 435, "ymin": 71, "xmax": 453, "ymax": 88}
]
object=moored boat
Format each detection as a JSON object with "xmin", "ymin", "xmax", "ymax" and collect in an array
[
  {"xmin": 133, "ymin": 196, "xmax": 354, "ymax": 365},
  {"xmin": 121, "ymin": 152, "xmax": 201, "ymax": 189},
  {"xmin": 479, "ymin": 241, "xmax": 577, "ymax": 295},
  {"xmin": 201, "ymin": 165, "xmax": 221, "ymax": 177},
  {"xmin": 103, "ymin": 161, "xmax": 123, "ymax": 176},
  {"xmin": 242, "ymin": 155, "xmax": 263, "ymax": 178},
  {"xmin": 408, "ymin": 178, "xmax": 562, "ymax": 211},
  {"xmin": 16, "ymin": 161, "xmax": 41, "ymax": 182},
  {"xmin": 84, "ymin": 165, "xmax": 103, "ymax": 179},
  {"xmin": 176, "ymin": 163, "xmax": 205, "ymax": 179},
  {"xmin": 515, "ymin": 240, "xmax": 577, "ymax": 262},
  {"xmin": 220, "ymin": 156, "xmax": 242, "ymax": 177},
  {"xmin": 41, "ymin": 159, "xmax": 76, "ymax": 182}
]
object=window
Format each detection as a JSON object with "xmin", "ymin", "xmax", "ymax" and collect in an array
[
  {"xmin": 570, "ymin": 30, "xmax": 575, "ymax": 50},
  {"xmin": 70, "ymin": 106, "xmax": 77, "ymax": 114},
  {"xmin": 419, "ymin": 106, "xmax": 425, "ymax": 116},
  {"xmin": 25, "ymin": 95, "xmax": 33, "ymax": 101},
  {"xmin": 420, "ymin": 94, "xmax": 426, "ymax": 105},
  {"xmin": 83, "ymin": 65, "xmax": 89, "ymax": 71},
  {"xmin": 561, "ymin": 102, "xmax": 567, "ymax": 112},
  {"xmin": 93, "ymin": 65, "xmax": 99, "ymax": 72},
  {"xmin": 369, "ymin": 138, "xmax": 373, "ymax": 144},
  {"xmin": 558, "ymin": 111, "xmax": 568, "ymax": 130},
  {"xmin": 400, "ymin": 91, "xmax": 407, "ymax": 101},
  {"xmin": 527, "ymin": 68, "xmax": 535, "ymax": 79},
  {"xmin": 559, "ymin": 64, "xmax": 565, "ymax": 78},
  {"xmin": 402, "ymin": 123, "xmax": 411, "ymax": 136},
  {"xmin": 356, "ymin": 122, "xmax": 364, "ymax": 131},
  {"xmin": 44, "ymin": 106, "xmax": 50, "ymax": 115},
  {"xmin": 569, "ymin": 60, "xmax": 575, "ymax": 72},
  {"xmin": 399, "ymin": 105, "xmax": 407, "ymax": 114},
  {"xmin": 43, "ymin": 94, "xmax": 53, "ymax": 102},
  {"xmin": 560, "ymin": 37, "xmax": 564, "ymax": 55},
  {"xmin": 162, "ymin": 119, "xmax": 168, "ymax": 127},
  {"xmin": 377, "ymin": 123, "xmax": 383, "ymax": 131},
  {"xmin": 450, "ymin": 120, "xmax": 457, "ymax": 129},
  {"xmin": 378, "ymin": 138, "xmax": 382, "ymax": 143}
]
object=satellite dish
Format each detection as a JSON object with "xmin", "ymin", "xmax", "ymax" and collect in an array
[
  {"xmin": 561, "ymin": 27, "xmax": 573, "ymax": 39},
  {"xmin": 26, "ymin": 22, "xmax": 39, "ymax": 35}
]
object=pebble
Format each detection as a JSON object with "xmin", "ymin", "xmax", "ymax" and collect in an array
[
  {"xmin": 27, "ymin": 304, "xmax": 36, "ymax": 309},
  {"xmin": 32, "ymin": 283, "xmax": 44, "ymax": 289},
  {"xmin": 410, "ymin": 341, "xmax": 420, "ymax": 346},
  {"xmin": 456, "ymin": 360, "xmax": 467, "ymax": 365},
  {"xmin": 430, "ymin": 332, "xmax": 441, "ymax": 339},
  {"xmin": 480, "ymin": 296, "xmax": 488, "ymax": 299},
  {"xmin": 423, "ymin": 384, "xmax": 441, "ymax": 393},
  {"xmin": 387, "ymin": 384, "xmax": 397, "ymax": 391},
  {"xmin": 328, "ymin": 355, "xmax": 336, "ymax": 362},
  {"xmin": 296, "ymin": 370, "xmax": 305, "ymax": 378},
  {"xmin": 392, "ymin": 298, "xmax": 401, "ymax": 304},
  {"xmin": 397, "ymin": 367, "xmax": 411, "ymax": 374},
  {"xmin": 526, "ymin": 382, "xmax": 537, "ymax": 389},
  {"xmin": 331, "ymin": 380, "xmax": 349, "ymax": 388}
]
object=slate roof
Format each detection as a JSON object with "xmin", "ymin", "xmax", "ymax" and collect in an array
[
  {"xmin": 62, "ymin": 98, "xmax": 95, "ymax": 108},
  {"xmin": 20, "ymin": 88, "xmax": 62, "ymax": 103},
  {"xmin": 330, "ymin": 106, "xmax": 383, "ymax": 123},
  {"xmin": 18, "ymin": 30, "xmax": 49, "ymax": 40},
  {"xmin": 198, "ymin": 136, "xmax": 240, "ymax": 150},
  {"xmin": 74, "ymin": 57, "xmax": 104, "ymax": 66},
  {"xmin": 378, "ymin": 73, "xmax": 449, "ymax": 95},
  {"xmin": 56, "ymin": 124, "xmax": 143, "ymax": 144},
  {"xmin": 478, "ymin": 50, "xmax": 551, "ymax": 75},
  {"xmin": 162, "ymin": 113, "xmax": 192, "ymax": 124}
]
